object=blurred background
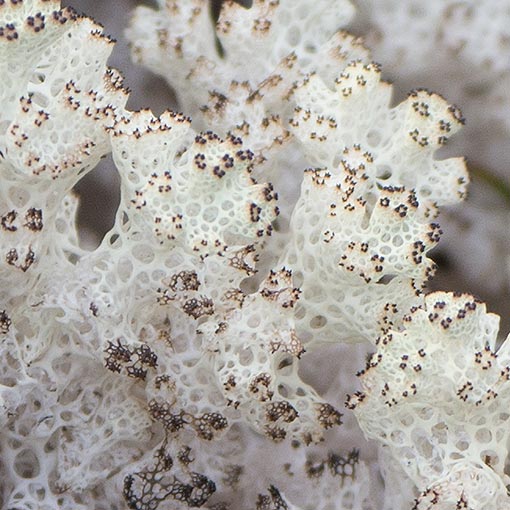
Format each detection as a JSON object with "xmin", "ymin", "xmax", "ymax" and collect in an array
[{"xmin": 65, "ymin": 0, "xmax": 510, "ymax": 335}]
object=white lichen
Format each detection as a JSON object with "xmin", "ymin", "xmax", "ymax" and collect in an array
[{"xmin": 0, "ymin": 1, "xmax": 508, "ymax": 510}]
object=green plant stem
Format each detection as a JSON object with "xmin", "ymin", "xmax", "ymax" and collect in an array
[{"xmin": 470, "ymin": 164, "xmax": 510, "ymax": 205}]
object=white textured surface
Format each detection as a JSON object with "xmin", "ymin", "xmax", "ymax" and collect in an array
[
  {"xmin": 1, "ymin": 1, "xmax": 509, "ymax": 510},
  {"xmin": 352, "ymin": 292, "xmax": 510, "ymax": 509}
]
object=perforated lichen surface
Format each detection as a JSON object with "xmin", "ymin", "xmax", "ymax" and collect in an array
[
  {"xmin": 1, "ymin": 1, "xmax": 509, "ymax": 510},
  {"xmin": 349, "ymin": 292, "xmax": 510, "ymax": 509}
]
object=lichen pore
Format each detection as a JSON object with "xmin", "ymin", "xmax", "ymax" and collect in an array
[{"xmin": 0, "ymin": 1, "xmax": 509, "ymax": 510}]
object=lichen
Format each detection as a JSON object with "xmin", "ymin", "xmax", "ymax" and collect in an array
[{"xmin": 0, "ymin": 1, "xmax": 508, "ymax": 510}]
